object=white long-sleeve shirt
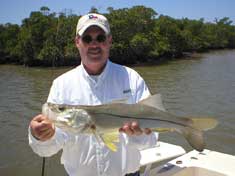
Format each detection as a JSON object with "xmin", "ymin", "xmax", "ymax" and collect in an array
[{"xmin": 29, "ymin": 60, "xmax": 158, "ymax": 176}]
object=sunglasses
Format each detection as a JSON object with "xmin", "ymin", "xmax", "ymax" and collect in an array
[{"xmin": 81, "ymin": 34, "xmax": 107, "ymax": 44}]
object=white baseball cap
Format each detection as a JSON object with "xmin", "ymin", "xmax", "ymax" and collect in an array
[{"xmin": 76, "ymin": 13, "xmax": 111, "ymax": 36}]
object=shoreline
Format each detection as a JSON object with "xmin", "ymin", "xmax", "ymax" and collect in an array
[{"xmin": 1, "ymin": 48, "xmax": 234, "ymax": 68}]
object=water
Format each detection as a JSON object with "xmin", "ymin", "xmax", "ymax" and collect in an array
[
  {"xmin": 0, "ymin": 50, "xmax": 235, "ymax": 175},
  {"xmin": 135, "ymin": 50, "xmax": 235, "ymax": 154}
]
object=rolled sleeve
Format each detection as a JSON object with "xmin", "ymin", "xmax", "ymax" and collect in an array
[
  {"xmin": 28, "ymin": 127, "xmax": 67, "ymax": 157},
  {"xmin": 122, "ymin": 132, "xmax": 158, "ymax": 150}
]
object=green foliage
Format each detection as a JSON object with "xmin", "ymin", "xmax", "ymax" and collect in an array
[
  {"xmin": 0, "ymin": 6, "xmax": 234, "ymax": 66},
  {"xmin": 107, "ymin": 5, "xmax": 157, "ymax": 64},
  {"xmin": 130, "ymin": 33, "xmax": 152, "ymax": 61},
  {"xmin": 0, "ymin": 23, "xmax": 20, "ymax": 63},
  {"xmin": 38, "ymin": 41, "xmax": 61, "ymax": 65}
]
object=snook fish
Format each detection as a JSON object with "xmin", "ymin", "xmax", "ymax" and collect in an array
[{"xmin": 42, "ymin": 94, "xmax": 218, "ymax": 152}]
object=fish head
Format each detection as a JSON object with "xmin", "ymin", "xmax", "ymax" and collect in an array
[{"xmin": 42, "ymin": 103, "xmax": 92, "ymax": 133}]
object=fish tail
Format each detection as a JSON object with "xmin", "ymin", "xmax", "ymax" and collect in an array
[
  {"xmin": 180, "ymin": 127, "xmax": 205, "ymax": 152},
  {"xmin": 190, "ymin": 117, "xmax": 218, "ymax": 131}
]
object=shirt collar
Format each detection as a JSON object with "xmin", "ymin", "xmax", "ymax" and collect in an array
[{"xmin": 80, "ymin": 60, "xmax": 110, "ymax": 86}]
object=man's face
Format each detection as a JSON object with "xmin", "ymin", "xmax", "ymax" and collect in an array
[{"xmin": 75, "ymin": 26, "xmax": 112, "ymax": 74}]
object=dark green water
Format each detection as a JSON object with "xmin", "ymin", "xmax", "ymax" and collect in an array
[{"xmin": 0, "ymin": 49, "xmax": 234, "ymax": 175}]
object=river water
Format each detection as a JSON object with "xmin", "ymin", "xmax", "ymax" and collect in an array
[{"xmin": 0, "ymin": 50, "xmax": 235, "ymax": 175}]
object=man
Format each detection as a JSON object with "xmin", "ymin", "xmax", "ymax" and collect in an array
[{"xmin": 29, "ymin": 13, "xmax": 158, "ymax": 176}]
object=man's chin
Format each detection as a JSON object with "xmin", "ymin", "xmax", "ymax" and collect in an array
[{"xmin": 88, "ymin": 55, "xmax": 103, "ymax": 61}]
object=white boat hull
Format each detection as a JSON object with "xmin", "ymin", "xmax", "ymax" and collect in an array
[{"xmin": 140, "ymin": 142, "xmax": 235, "ymax": 176}]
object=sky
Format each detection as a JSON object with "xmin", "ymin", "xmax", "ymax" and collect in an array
[{"xmin": 0, "ymin": 0, "xmax": 235, "ymax": 25}]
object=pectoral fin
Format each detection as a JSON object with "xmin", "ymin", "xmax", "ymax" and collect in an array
[{"xmin": 100, "ymin": 132, "xmax": 119, "ymax": 152}]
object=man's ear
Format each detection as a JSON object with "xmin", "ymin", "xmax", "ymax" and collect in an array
[
  {"xmin": 108, "ymin": 35, "xmax": 112, "ymax": 45},
  {"xmin": 75, "ymin": 36, "xmax": 80, "ymax": 48}
]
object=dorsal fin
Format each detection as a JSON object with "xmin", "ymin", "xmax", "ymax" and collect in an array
[{"xmin": 139, "ymin": 94, "xmax": 166, "ymax": 111}]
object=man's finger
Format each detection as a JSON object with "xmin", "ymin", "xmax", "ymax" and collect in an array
[
  {"xmin": 39, "ymin": 128, "xmax": 55, "ymax": 141},
  {"xmin": 33, "ymin": 119, "xmax": 52, "ymax": 132},
  {"xmin": 131, "ymin": 121, "xmax": 143, "ymax": 135},
  {"xmin": 33, "ymin": 114, "xmax": 47, "ymax": 122},
  {"xmin": 144, "ymin": 128, "xmax": 152, "ymax": 135},
  {"xmin": 122, "ymin": 123, "xmax": 134, "ymax": 135}
]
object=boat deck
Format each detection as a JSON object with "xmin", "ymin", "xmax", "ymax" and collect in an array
[{"xmin": 140, "ymin": 144, "xmax": 235, "ymax": 176}]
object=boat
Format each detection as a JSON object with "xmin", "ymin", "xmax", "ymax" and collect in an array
[{"xmin": 139, "ymin": 141, "xmax": 235, "ymax": 176}]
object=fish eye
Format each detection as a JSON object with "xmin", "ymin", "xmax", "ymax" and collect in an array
[{"xmin": 58, "ymin": 106, "xmax": 66, "ymax": 111}]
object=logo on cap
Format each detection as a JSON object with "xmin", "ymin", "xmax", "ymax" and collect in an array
[{"xmin": 88, "ymin": 15, "xmax": 98, "ymax": 19}]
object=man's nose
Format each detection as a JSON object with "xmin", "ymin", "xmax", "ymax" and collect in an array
[{"xmin": 89, "ymin": 40, "xmax": 100, "ymax": 47}]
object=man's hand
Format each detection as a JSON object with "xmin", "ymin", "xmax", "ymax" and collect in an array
[
  {"xmin": 119, "ymin": 121, "xmax": 151, "ymax": 136},
  {"xmin": 30, "ymin": 114, "xmax": 55, "ymax": 141}
]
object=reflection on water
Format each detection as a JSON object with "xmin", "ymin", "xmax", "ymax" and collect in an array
[{"xmin": 0, "ymin": 50, "xmax": 235, "ymax": 175}]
